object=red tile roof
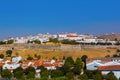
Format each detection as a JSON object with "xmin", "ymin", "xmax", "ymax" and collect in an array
[
  {"xmin": 43, "ymin": 63, "xmax": 53, "ymax": 67},
  {"xmin": 0, "ymin": 63, "xmax": 5, "ymax": 66},
  {"xmin": 86, "ymin": 58, "xmax": 112, "ymax": 63},
  {"xmin": 98, "ymin": 65, "xmax": 120, "ymax": 71},
  {"xmin": 33, "ymin": 60, "xmax": 44, "ymax": 66},
  {"xmin": 67, "ymin": 35, "xmax": 78, "ymax": 37},
  {"xmin": 7, "ymin": 62, "xmax": 15, "ymax": 64}
]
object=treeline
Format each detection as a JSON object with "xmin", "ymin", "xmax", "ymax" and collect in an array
[
  {"xmin": 79, "ymin": 42, "xmax": 113, "ymax": 45},
  {"xmin": 27, "ymin": 40, "xmax": 41, "ymax": 44},
  {"xmin": 0, "ymin": 39, "xmax": 14, "ymax": 45},
  {"xmin": 49, "ymin": 38, "xmax": 120, "ymax": 45},
  {"xmin": 49, "ymin": 38, "xmax": 79, "ymax": 45}
]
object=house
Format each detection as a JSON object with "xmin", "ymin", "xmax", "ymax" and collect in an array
[
  {"xmin": 98, "ymin": 65, "xmax": 120, "ymax": 79},
  {"xmin": 86, "ymin": 58, "xmax": 120, "ymax": 70},
  {"xmin": 12, "ymin": 56, "xmax": 22, "ymax": 63},
  {"xmin": 40, "ymin": 59, "xmax": 63, "ymax": 70},
  {"xmin": 0, "ymin": 58, "xmax": 64, "ymax": 74},
  {"xmin": 3, "ymin": 62, "xmax": 21, "ymax": 70},
  {"xmin": 21, "ymin": 60, "xmax": 34, "ymax": 69}
]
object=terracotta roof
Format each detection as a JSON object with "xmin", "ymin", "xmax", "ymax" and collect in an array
[
  {"xmin": 0, "ymin": 63, "xmax": 5, "ymax": 66},
  {"xmin": 86, "ymin": 59, "xmax": 93, "ymax": 63},
  {"xmin": 86, "ymin": 58, "xmax": 113, "ymax": 63},
  {"xmin": 33, "ymin": 60, "xmax": 44, "ymax": 66},
  {"xmin": 101, "ymin": 59, "xmax": 112, "ymax": 63},
  {"xmin": 43, "ymin": 63, "xmax": 53, "ymax": 67},
  {"xmin": 0, "ymin": 60, "xmax": 7, "ymax": 63},
  {"xmin": 98, "ymin": 65, "xmax": 120, "ymax": 71},
  {"xmin": 7, "ymin": 62, "xmax": 15, "ymax": 64},
  {"xmin": 67, "ymin": 35, "xmax": 78, "ymax": 37}
]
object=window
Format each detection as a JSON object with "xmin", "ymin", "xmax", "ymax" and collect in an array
[{"xmin": 94, "ymin": 65, "xmax": 98, "ymax": 68}]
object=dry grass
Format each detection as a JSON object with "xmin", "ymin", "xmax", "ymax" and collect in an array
[{"xmin": 0, "ymin": 48, "xmax": 116, "ymax": 60}]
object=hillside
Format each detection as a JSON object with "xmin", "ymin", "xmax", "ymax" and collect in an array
[
  {"xmin": 0, "ymin": 48, "xmax": 116, "ymax": 60},
  {"xmin": 97, "ymin": 33, "xmax": 120, "ymax": 41}
]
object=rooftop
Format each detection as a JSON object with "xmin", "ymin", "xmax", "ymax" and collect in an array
[{"xmin": 98, "ymin": 65, "xmax": 120, "ymax": 71}]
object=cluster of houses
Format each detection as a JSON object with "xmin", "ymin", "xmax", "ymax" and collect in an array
[
  {"xmin": 86, "ymin": 58, "xmax": 120, "ymax": 79},
  {"xmin": 0, "ymin": 56, "xmax": 64, "ymax": 74},
  {"xmin": 0, "ymin": 55, "xmax": 120, "ymax": 78},
  {"xmin": 7, "ymin": 32, "xmax": 116, "ymax": 44}
]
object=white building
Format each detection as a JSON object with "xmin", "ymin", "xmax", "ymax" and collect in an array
[
  {"xmin": 86, "ymin": 58, "xmax": 120, "ymax": 79},
  {"xmin": 12, "ymin": 56, "xmax": 22, "ymax": 63},
  {"xmin": 98, "ymin": 65, "xmax": 120, "ymax": 79},
  {"xmin": 3, "ymin": 62, "xmax": 20, "ymax": 70}
]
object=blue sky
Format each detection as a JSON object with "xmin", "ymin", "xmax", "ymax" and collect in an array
[{"xmin": 0, "ymin": 0, "xmax": 120, "ymax": 39}]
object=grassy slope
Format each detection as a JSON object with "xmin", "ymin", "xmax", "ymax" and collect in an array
[{"xmin": 0, "ymin": 48, "xmax": 116, "ymax": 60}]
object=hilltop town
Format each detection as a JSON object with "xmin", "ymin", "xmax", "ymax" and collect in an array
[
  {"xmin": 2, "ymin": 32, "xmax": 120, "ymax": 45},
  {"xmin": 0, "ymin": 32, "xmax": 120, "ymax": 80}
]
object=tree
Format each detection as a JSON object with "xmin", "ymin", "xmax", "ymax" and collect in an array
[
  {"xmin": 37, "ymin": 66, "xmax": 47, "ymax": 72},
  {"xmin": 34, "ymin": 54, "xmax": 41, "ymax": 60},
  {"xmin": 93, "ymin": 74, "xmax": 102, "ymax": 80},
  {"xmin": 6, "ymin": 50, "xmax": 12, "ymax": 57},
  {"xmin": 116, "ymin": 49, "xmax": 120, "ymax": 52},
  {"xmin": 70, "ymin": 40, "xmax": 77, "ymax": 45},
  {"xmin": 79, "ymin": 74, "xmax": 88, "ymax": 80},
  {"xmin": 54, "ymin": 77, "xmax": 68, "ymax": 80},
  {"xmin": 27, "ymin": 40, "xmax": 41, "ymax": 44},
  {"xmin": 0, "ymin": 41, "xmax": 6, "ymax": 45},
  {"xmin": 0, "ymin": 54, "xmax": 4, "ymax": 59},
  {"xmin": 33, "ymin": 39, "xmax": 41, "ymax": 44},
  {"xmin": 51, "ymin": 70, "xmax": 63, "ymax": 78},
  {"xmin": 14, "ymin": 71, "xmax": 24, "ymax": 79},
  {"xmin": 72, "ymin": 58, "xmax": 83, "ymax": 75},
  {"xmin": 63, "ymin": 56, "xmax": 66, "ymax": 60},
  {"xmin": 65, "ymin": 57, "xmax": 74, "ymax": 65},
  {"xmin": 84, "ymin": 70, "xmax": 93, "ymax": 79},
  {"xmin": 26, "ymin": 72, "xmax": 35, "ymax": 79},
  {"xmin": 92, "ymin": 70, "xmax": 102, "ymax": 75},
  {"xmin": 81, "ymin": 55, "xmax": 88, "ymax": 70},
  {"xmin": 15, "ymin": 52, "xmax": 19, "ymax": 56},
  {"xmin": 114, "ymin": 38, "xmax": 118, "ymax": 41},
  {"xmin": 113, "ymin": 54, "xmax": 119, "ymax": 57},
  {"xmin": 62, "ymin": 57, "xmax": 74, "ymax": 74},
  {"xmin": 105, "ymin": 71, "xmax": 117, "ymax": 80},
  {"xmin": 66, "ymin": 72, "xmax": 74, "ymax": 80},
  {"xmin": 41, "ymin": 70, "xmax": 49, "ymax": 78},
  {"xmin": 81, "ymin": 55, "xmax": 88, "ymax": 62},
  {"xmin": 61, "ymin": 39, "xmax": 70, "ymax": 44},
  {"xmin": 13, "ymin": 67, "xmax": 24, "ymax": 74},
  {"xmin": 27, "ymin": 40, "xmax": 32, "ymax": 44},
  {"xmin": 13, "ymin": 67, "xmax": 24, "ymax": 79},
  {"xmin": 40, "ymin": 77, "xmax": 49, "ymax": 80},
  {"xmin": 7, "ymin": 39, "xmax": 14, "ymax": 44},
  {"xmin": 52, "ymin": 56, "xmax": 57, "ymax": 60},
  {"xmin": 25, "ymin": 66, "xmax": 35, "ymax": 75},
  {"xmin": 49, "ymin": 38, "xmax": 59, "ymax": 44},
  {"xmin": 105, "ymin": 55, "xmax": 110, "ymax": 58},
  {"xmin": 1, "ymin": 69, "xmax": 12, "ymax": 79},
  {"xmin": 61, "ymin": 39, "xmax": 78, "ymax": 45},
  {"xmin": 27, "ymin": 55, "xmax": 34, "ymax": 60},
  {"xmin": 62, "ymin": 61, "xmax": 72, "ymax": 74}
]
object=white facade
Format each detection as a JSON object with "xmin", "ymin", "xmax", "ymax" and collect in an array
[
  {"xmin": 77, "ymin": 39, "xmax": 97, "ymax": 43},
  {"xmin": 3, "ymin": 63, "xmax": 20, "ymax": 70},
  {"xmin": 12, "ymin": 56, "xmax": 22, "ymax": 63},
  {"xmin": 14, "ymin": 34, "xmax": 51, "ymax": 43},
  {"xmin": 86, "ymin": 58, "xmax": 120, "ymax": 70}
]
